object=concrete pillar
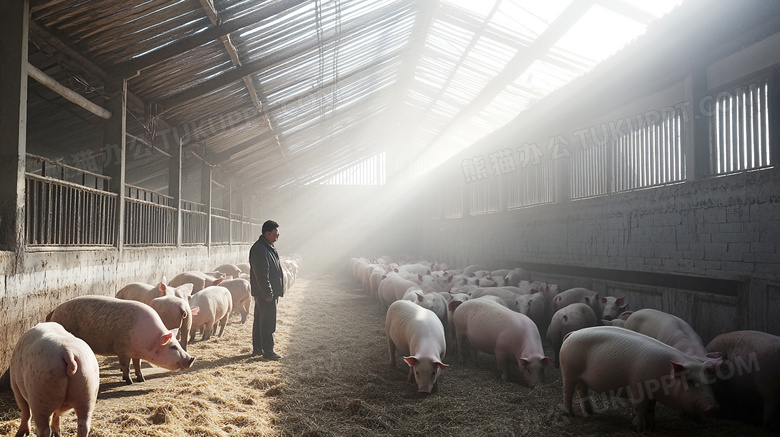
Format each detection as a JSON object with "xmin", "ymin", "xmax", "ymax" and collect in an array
[
  {"xmin": 0, "ymin": 0, "xmax": 29, "ymax": 252},
  {"xmin": 169, "ymin": 137, "xmax": 183, "ymax": 248},
  {"xmin": 102, "ymin": 79, "xmax": 127, "ymax": 251},
  {"xmin": 201, "ymin": 156, "xmax": 212, "ymax": 248},
  {"xmin": 685, "ymin": 70, "xmax": 709, "ymax": 181}
]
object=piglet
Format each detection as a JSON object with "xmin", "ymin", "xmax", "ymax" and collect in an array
[
  {"xmin": 47, "ymin": 295, "xmax": 194, "ymax": 384},
  {"xmin": 546, "ymin": 303, "xmax": 598, "ymax": 368},
  {"xmin": 116, "ymin": 279, "xmax": 194, "ymax": 305},
  {"xmin": 623, "ymin": 308, "xmax": 721, "ymax": 364},
  {"xmin": 385, "ymin": 300, "xmax": 449, "ymax": 394},
  {"xmin": 150, "ymin": 295, "xmax": 198, "ymax": 351},
  {"xmin": 11, "ymin": 322, "xmax": 99, "ymax": 437}
]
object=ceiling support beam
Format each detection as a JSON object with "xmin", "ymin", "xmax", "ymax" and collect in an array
[
  {"xmin": 27, "ymin": 62, "xmax": 112, "ymax": 119},
  {"xmin": 107, "ymin": 0, "xmax": 310, "ymax": 78},
  {"xmin": 158, "ymin": 0, "xmax": 413, "ymax": 111}
]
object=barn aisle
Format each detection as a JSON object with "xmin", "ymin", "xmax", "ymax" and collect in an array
[{"xmin": 0, "ymin": 272, "xmax": 767, "ymax": 436}]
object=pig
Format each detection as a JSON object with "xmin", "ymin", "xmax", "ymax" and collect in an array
[
  {"xmin": 453, "ymin": 299, "xmax": 551, "ymax": 387},
  {"xmin": 385, "ymin": 299, "xmax": 449, "ymax": 394},
  {"xmin": 378, "ymin": 273, "xmax": 418, "ymax": 309},
  {"xmin": 10, "ymin": 322, "xmax": 99, "ymax": 437},
  {"xmin": 553, "ymin": 287, "xmax": 603, "ymax": 319},
  {"xmin": 46, "ymin": 295, "xmax": 194, "ymax": 384},
  {"xmin": 237, "ymin": 262, "xmax": 251, "ymax": 275},
  {"xmin": 150, "ymin": 295, "xmax": 198, "ymax": 351},
  {"xmin": 516, "ymin": 292, "xmax": 547, "ymax": 335},
  {"xmin": 469, "ymin": 287, "xmax": 528, "ymax": 311},
  {"xmin": 369, "ymin": 266, "xmax": 387, "ymax": 299},
  {"xmin": 116, "ymin": 280, "xmax": 194, "ymax": 306},
  {"xmin": 402, "ymin": 288, "xmax": 448, "ymax": 331},
  {"xmin": 168, "ymin": 271, "xmax": 225, "ymax": 294},
  {"xmin": 463, "ymin": 264, "xmax": 487, "ymax": 276},
  {"xmin": 706, "ymin": 330, "xmax": 780, "ymax": 430},
  {"xmin": 117, "ymin": 281, "xmax": 197, "ymax": 350},
  {"xmin": 473, "ymin": 294, "xmax": 509, "ymax": 308},
  {"xmin": 219, "ymin": 278, "xmax": 252, "ymax": 324},
  {"xmin": 602, "ymin": 311, "xmax": 633, "ymax": 327},
  {"xmin": 503, "ymin": 268, "xmax": 530, "ymax": 287},
  {"xmin": 546, "ymin": 303, "xmax": 598, "ymax": 368},
  {"xmin": 623, "ymin": 308, "xmax": 721, "ymax": 364},
  {"xmin": 189, "ymin": 285, "xmax": 233, "ymax": 342},
  {"xmin": 559, "ymin": 326, "xmax": 720, "ymax": 431},
  {"xmin": 601, "ymin": 296, "xmax": 629, "ymax": 321},
  {"xmin": 214, "ymin": 263, "xmax": 242, "ymax": 279}
]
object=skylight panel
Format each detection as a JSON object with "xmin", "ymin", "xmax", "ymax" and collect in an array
[{"xmin": 553, "ymin": 4, "xmax": 647, "ymax": 64}]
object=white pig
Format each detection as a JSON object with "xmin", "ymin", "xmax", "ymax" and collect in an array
[
  {"xmin": 150, "ymin": 295, "xmax": 198, "ymax": 351},
  {"xmin": 46, "ymin": 295, "xmax": 194, "ymax": 384},
  {"xmin": 559, "ymin": 326, "xmax": 720, "ymax": 431},
  {"xmin": 553, "ymin": 287, "xmax": 603, "ymax": 318},
  {"xmin": 546, "ymin": 303, "xmax": 598, "ymax": 368},
  {"xmin": 189, "ymin": 285, "xmax": 233, "ymax": 342},
  {"xmin": 600, "ymin": 296, "xmax": 630, "ymax": 321},
  {"xmin": 385, "ymin": 300, "xmax": 449, "ymax": 394},
  {"xmin": 219, "ymin": 278, "xmax": 252, "ymax": 324},
  {"xmin": 10, "ymin": 322, "xmax": 99, "ymax": 437},
  {"xmin": 623, "ymin": 308, "xmax": 721, "ymax": 364},
  {"xmin": 168, "ymin": 271, "xmax": 225, "ymax": 295},
  {"xmin": 214, "ymin": 263, "xmax": 242, "ymax": 279},
  {"xmin": 706, "ymin": 330, "xmax": 780, "ymax": 431},
  {"xmin": 116, "ymin": 280, "xmax": 194, "ymax": 306},
  {"xmin": 453, "ymin": 299, "xmax": 551, "ymax": 387}
]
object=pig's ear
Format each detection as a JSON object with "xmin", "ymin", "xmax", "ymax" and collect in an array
[
  {"xmin": 518, "ymin": 358, "xmax": 529, "ymax": 368},
  {"xmin": 601, "ymin": 297, "xmax": 607, "ymax": 304},
  {"xmin": 543, "ymin": 357, "xmax": 553, "ymax": 367},
  {"xmin": 158, "ymin": 283, "xmax": 167, "ymax": 296},
  {"xmin": 618, "ymin": 298, "xmax": 629, "ymax": 309},
  {"xmin": 213, "ymin": 277, "xmax": 225, "ymax": 286},
  {"xmin": 190, "ymin": 306, "xmax": 200, "ymax": 316},
  {"xmin": 670, "ymin": 361, "xmax": 687, "ymax": 378},
  {"xmin": 179, "ymin": 283, "xmax": 195, "ymax": 295},
  {"xmin": 160, "ymin": 332, "xmax": 173, "ymax": 346},
  {"xmin": 162, "ymin": 276, "xmax": 168, "ymax": 285},
  {"xmin": 417, "ymin": 293, "xmax": 424, "ymax": 303},
  {"xmin": 169, "ymin": 328, "xmax": 180, "ymax": 338},
  {"xmin": 403, "ymin": 356, "xmax": 419, "ymax": 367},
  {"xmin": 435, "ymin": 361, "xmax": 449, "ymax": 370}
]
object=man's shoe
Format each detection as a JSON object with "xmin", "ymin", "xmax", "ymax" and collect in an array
[{"xmin": 263, "ymin": 353, "xmax": 282, "ymax": 361}]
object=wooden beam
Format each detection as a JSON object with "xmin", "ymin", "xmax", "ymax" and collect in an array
[
  {"xmin": 27, "ymin": 62, "xmax": 112, "ymax": 119},
  {"xmin": 158, "ymin": 0, "xmax": 413, "ymax": 111},
  {"xmin": 107, "ymin": 0, "xmax": 310, "ymax": 78}
]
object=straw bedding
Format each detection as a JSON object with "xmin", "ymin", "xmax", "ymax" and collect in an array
[{"xmin": 0, "ymin": 273, "xmax": 767, "ymax": 436}]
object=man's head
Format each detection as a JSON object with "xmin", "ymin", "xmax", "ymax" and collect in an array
[{"xmin": 262, "ymin": 220, "xmax": 280, "ymax": 245}]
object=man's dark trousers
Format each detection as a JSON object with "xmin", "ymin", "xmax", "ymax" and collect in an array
[{"xmin": 252, "ymin": 296, "xmax": 277, "ymax": 355}]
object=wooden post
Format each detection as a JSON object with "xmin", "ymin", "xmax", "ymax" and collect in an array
[
  {"xmin": 169, "ymin": 137, "xmax": 183, "ymax": 248},
  {"xmin": 0, "ymin": 0, "xmax": 29, "ymax": 252},
  {"xmin": 102, "ymin": 79, "xmax": 127, "ymax": 251}
]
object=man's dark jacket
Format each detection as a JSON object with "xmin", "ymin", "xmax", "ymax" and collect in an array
[{"xmin": 249, "ymin": 235, "xmax": 284, "ymax": 299}]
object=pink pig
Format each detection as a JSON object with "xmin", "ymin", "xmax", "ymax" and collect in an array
[
  {"xmin": 11, "ymin": 322, "xmax": 99, "ymax": 437},
  {"xmin": 453, "ymin": 299, "xmax": 551, "ymax": 387},
  {"xmin": 47, "ymin": 295, "xmax": 194, "ymax": 384}
]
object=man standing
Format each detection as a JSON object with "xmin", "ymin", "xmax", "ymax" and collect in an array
[{"xmin": 249, "ymin": 220, "xmax": 284, "ymax": 360}]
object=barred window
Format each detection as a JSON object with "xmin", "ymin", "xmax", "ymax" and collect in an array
[
  {"xmin": 708, "ymin": 79, "xmax": 772, "ymax": 175},
  {"xmin": 505, "ymin": 159, "xmax": 555, "ymax": 208}
]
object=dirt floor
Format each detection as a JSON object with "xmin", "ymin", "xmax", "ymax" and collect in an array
[{"xmin": 0, "ymin": 272, "xmax": 773, "ymax": 436}]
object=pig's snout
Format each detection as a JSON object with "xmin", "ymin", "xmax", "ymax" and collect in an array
[
  {"xmin": 603, "ymin": 315, "xmax": 614, "ymax": 321},
  {"xmin": 182, "ymin": 356, "xmax": 195, "ymax": 369},
  {"xmin": 703, "ymin": 402, "xmax": 719, "ymax": 415}
]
